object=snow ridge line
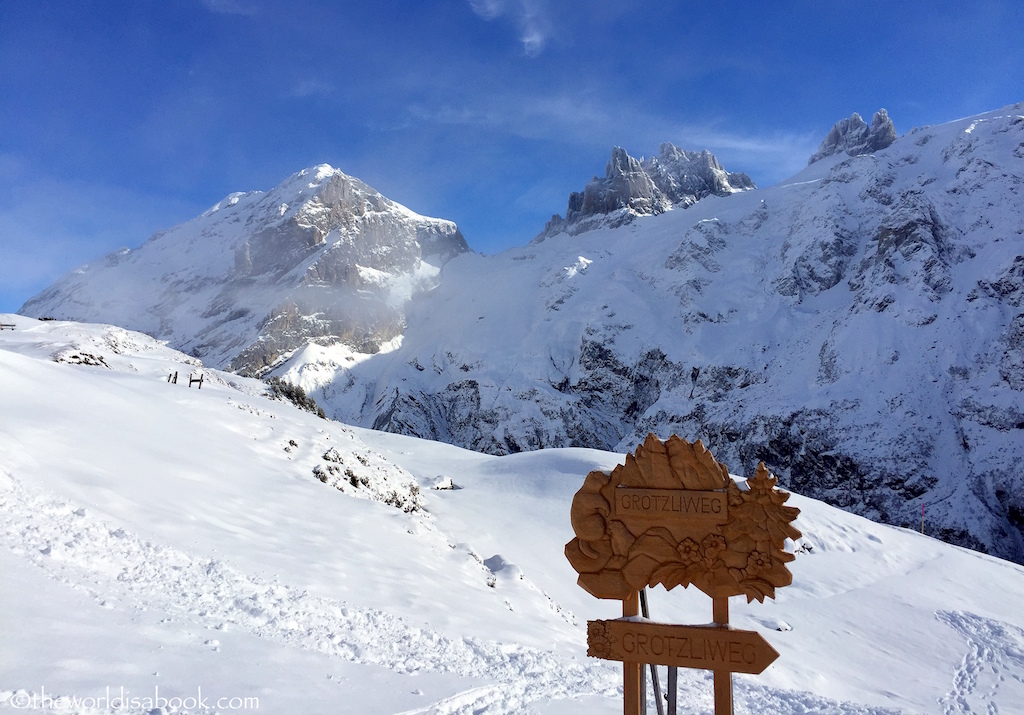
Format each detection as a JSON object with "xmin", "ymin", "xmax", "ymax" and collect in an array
[{"xmin": 0, "ymin": 470, "xmax": 618, "ymax": 710}]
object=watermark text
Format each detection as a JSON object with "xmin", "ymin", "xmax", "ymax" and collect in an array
[{"xmin": 7, "ymin": 686, "xmax": 259, "ymax": 711}]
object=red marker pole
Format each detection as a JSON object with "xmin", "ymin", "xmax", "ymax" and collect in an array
[{"xmin": 921, "ymin": 502, "xmax": 925, "ymax": 534}]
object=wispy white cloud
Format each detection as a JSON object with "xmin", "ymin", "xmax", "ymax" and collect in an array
[
  {"xmin": 200, "ymin": 0, "xmax": 257, "ymax": 16},
  {"xmin": 468, "ymin": 0, "xmax": 504, "ymax": 21},
  {"xmin": 289, "ymin": 79, "xmax": 335, "ymax": 99},
  {"xmin": 406, "ymin": 103, "xmax": 502, "ymax": 127},
  {"xmin": 468, "ymin": 0, "xmax": 553, "ymax": 57},
  {"xmin": 405, "ymin": 90, "xmax": 821, "ymax": 186}
]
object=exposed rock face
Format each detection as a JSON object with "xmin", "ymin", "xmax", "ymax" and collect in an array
[
  {"xmin": 20, "ymin": 165, "xmax": 470, "ymax": 375},
  {"xmin": 648, "ymin": 143, "xmax": 755, "ymax": 201},
  {"xmin": 537, "ymin": 143, "xmax": 754, "ymax": 240},
  {"xmin": 809, "ymin": 109, "xmax": 898, "ymax": 164},
  {"xmin": 284, "ymin": 103, "xmax": 1024, "ymax": 565}
]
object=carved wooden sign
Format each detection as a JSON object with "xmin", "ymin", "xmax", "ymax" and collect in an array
[
  {"xmin": 565, "ymin": 434, "xmax": 801, "ymax": 715},
  {"xmin": 587, "ymin": 620, "xmax": 779, "ymax": 675},
  {"xmin": 565, "ymin": 433, "xmax": 801, "ymax": 603}
]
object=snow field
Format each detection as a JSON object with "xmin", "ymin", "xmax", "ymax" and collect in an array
[{"xmin": 3, "ymin": 316, "xmax": 1024, "ymax": 713}]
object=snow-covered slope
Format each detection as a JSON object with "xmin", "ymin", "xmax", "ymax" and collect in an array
[
  {"xmin": 279, "ymin": 104, "xmax": 1024, "ymax": 565},
  {"xmin": 3, "ymin": 315, "xmax": 1024, "ymax": 714},
  {"xmin": 19, "ymin": 166, "xmax": 470, "ymax": 376}
]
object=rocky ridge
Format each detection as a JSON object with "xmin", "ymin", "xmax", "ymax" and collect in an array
[
  {"xmin": 537, "ymin": 143, "xmax": 754, "ymax": 239},
  {"xmin": 809, "ymin": 109, "xmax": 898, "ymax": 164}
]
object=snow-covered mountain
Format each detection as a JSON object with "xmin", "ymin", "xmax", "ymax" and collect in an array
[
  {"xmin": 537, "ymin": 143, "xmax": 754, "ymax": 239},
  {"xmin": 3, "ymin": 315, "xmax": 1024, "ymax": 714},
  {"xmin": 19, "ymin": 165, "xmax": 470, "ymax": 376},
  {"xmin": 271, "ymin": 104, "xmax": 1024, "ymax": 566},
  {"xmin": 17, "ymin": 104, "xmax": 1024, "ymax": 568}
]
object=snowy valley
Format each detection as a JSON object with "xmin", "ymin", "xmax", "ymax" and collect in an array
[
  {"xmin": 8, "ymin": 102, "xmax": 1024, "ymax": 714},
  {"xmin": 270, "ymin": 105, "xmax": 1024, "ymax": 566},
  {"xmin": 2, "ymin": 316, "xmax": 1024, "ymax": 714}
]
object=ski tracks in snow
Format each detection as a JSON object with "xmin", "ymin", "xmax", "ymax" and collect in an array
[
  {"xmin": 0, "ymin": 470, "xmax": 618, "ymax": 713},
  {"xmin": 2, "ymin": 469, "xmax": 927, "ymax": 714},
  {"xmin": 937, "ymin": 610, "xmax": 1024, "ymax": 714}
]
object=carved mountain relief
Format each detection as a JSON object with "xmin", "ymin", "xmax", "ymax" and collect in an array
[{"xmin": 565, "ymin": 434, "xmax": 801, "ymax": 602}]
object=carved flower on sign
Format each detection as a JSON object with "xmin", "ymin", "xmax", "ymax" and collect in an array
[
  {"xmin": 587, "ymin": 620, "xmax": 613, "ymax": 660},
  {"xmin": 678, "ymin": 538, "xmax": 701, "ymax": 565},
  {"xmin": 701, "ymin": 534, "xmax": 727, "ymax": 567},
  {"xmin": 565, "ymin": 434, "xmax": 801, "ymax": 603},
  {"xmin": 745, "ymin": 551, "xmax": 771, "ymax": 576}
]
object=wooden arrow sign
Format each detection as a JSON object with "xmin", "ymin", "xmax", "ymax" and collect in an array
[
  {"xmin": 566, "ymin": 436, "xmax": 801, "ymax": 715},
  {"xmin": 588, "ymin": 619, "xmax": 779, "ymax": 675}
]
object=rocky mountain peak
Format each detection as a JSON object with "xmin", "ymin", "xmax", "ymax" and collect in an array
[
  {"xmin": 238, "ymin": 165, "xmax": 469, "ymax": 279},
  {"xmin": 647, "ymin": 143, "xmax": 755, "ymax": 203},
  {"xmin": 808, "ymin": 109, "xmax": 898, "ymax": 164},
  {"xmin": 537, "ymin": 144, "xmax": 754, "ymax": 240},
  {"xmin": 20, "ymin": 164, "xmax": 471, "ymax": 376},
  {"xmin": 588, "ymin": 146, "xmax": 663, "ymax": 215}
]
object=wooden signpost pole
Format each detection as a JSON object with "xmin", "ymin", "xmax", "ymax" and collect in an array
[
  {"xmin": 667, "ymin": 667, "xmax": 677, "ymax": 715},
  {"xmin": 712, "ymin": 596, "xmax": 732, "ymax": 715},
  {"xmin": 623, "ymin": 591, "xmax": 642, "ymax": 715},
  {"xmin": 640, "ymin": 589, "xmax": 666, "ymax": 715}
]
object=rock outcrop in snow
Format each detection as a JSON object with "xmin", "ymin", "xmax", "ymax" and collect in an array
[
  {"xmin": 537, "ymin": 143, "xmax": 754, "ymax": 239},
  {"xmin": 19, "ymin": 165, "xmax": 470, "ymax": 376},
  {"xmin": 809, "ymin": 109, "xmax": 898, "ymax": 164}
]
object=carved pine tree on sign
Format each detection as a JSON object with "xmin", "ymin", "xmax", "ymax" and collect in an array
[{"xmin": 565, "ymin": 434, "xmax": 801, "ymax": 603}]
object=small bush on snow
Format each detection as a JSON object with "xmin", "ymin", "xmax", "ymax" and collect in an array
[{"xmin": 265, "ymin": 377, "xmax": 326, "ymax": 418}]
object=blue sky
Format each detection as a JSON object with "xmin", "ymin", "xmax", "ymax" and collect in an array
[{"xmin": 2, "ymin": 0, "xmax": 1022, "ymax": 312}]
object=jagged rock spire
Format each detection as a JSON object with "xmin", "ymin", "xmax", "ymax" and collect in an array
[
  {"xmin": 809, "ymin": 109, "xmax": 898, "ymax": 164},
  {"xmin": 538, "ymin": 143, "xmax": 754, "ymax": 240}
]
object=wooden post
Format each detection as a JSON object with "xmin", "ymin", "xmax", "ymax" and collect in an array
[
  {"xmin": 623, "ymin": 591, "xmax": 642, "ymax": 715},
  {"xmin": 712, "ymin": 596, "xmax": 732, "ymax": 715},
  {"xmin": 712, "ymin": 595, "xmax": 728, "ymax": 625},
  {"xmin": 640, "ymin": 655, "xmax": 647, "ymax": 715},
  {"xmin": 667, "ymin": 667, "xmax": 677, "ymax": 715},
  {"xmin": 640, "ymin": 589, "xmax": 665, "ymax": 715}
]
